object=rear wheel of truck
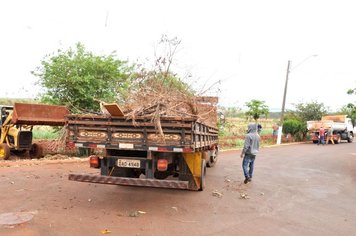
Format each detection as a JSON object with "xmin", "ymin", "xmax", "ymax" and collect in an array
[
  {"xmin": 199, "ymin": 159, "xmax": 207, "ymax": 191},
  {"xmin": 29, "ymin": 143, "xmax": 43, "ymax": 159},
  {"xmin": 207, "ymin": 149, "xmax": 218, "ymax": 167},
  {"xmin": 0, "ymin": 143, "xmax": 10, "ymax": 160}
]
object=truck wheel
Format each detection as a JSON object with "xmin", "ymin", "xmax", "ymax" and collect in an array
[
  {"xmin": 0, "ymin": 143, "xmax": 10, "ymax": 160},
  {"xmin": 29, "ymin": 143, "xmax": 43, "ymax": 159},
  {"xmin": 347, "ymin": 134, "xmax": 353, "ymax": 143},
  {"xmin": 207, "ymin": 149, "xmax": 218, "ymax": 168},
  {"xmin": 199, "ymin": 159, "xmax": 207, "ymax": 191}
]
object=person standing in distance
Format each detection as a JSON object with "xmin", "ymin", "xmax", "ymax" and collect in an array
[
  {"xmin": 240, "ymin": 123, "xmax": 261, "ymax": 184},
  {"xmin": 272, "ymin": 123, "xmax": 279, "ymax": 144},
  {"xmin": 318, "ymin": 126, "xmax": 326, "ymax": 145}
]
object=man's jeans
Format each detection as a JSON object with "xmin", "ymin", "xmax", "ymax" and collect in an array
[
  {"xmin": 242, "ymin": 154, "xmax": 256, "ymax": 179},
  {"xmin": 318, "ymin": 136, "xmax": 325, "ymax": 145}
]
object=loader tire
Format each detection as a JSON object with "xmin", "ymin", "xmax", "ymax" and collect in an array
[
  {"xmin": 0, "ymin": 143, "xmax": 10, "ymax": 160},
  {"xmin": 29, "ymin": 143, "xmax": 43, "ymax": 159}
]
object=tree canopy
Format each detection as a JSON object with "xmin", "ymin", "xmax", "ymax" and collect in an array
[
  {"xmin": 292, "ymin": 101, "xmax": 328, "ymax": 121},
  {"xmin": 32, "ymin": 43, "xmax": 134, "ymax": 113},
  {"xmin": 344, "ymin": 86, "xmax": 356, "ymax": 124},
  {"xmin": 245, "ymin": 99, "xmax": 269, "ymax": 121}
]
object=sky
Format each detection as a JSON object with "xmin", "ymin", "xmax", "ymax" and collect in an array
[{"xmin": 1, "ymin": 0, "xmax": 355, "ymax": 111}]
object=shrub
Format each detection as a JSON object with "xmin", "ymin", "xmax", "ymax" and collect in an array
[{"xmin": 282, "ymin": 119, "xmax": 307, "ymax": 141}]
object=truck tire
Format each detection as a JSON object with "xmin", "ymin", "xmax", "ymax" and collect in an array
[
  {"xmin": 29, "ymin": 143, "xmax": 43, "ymax": 159},
  {"xmin": 199, "ymin": 159, "xmax": 207, "ymax": 191},
  {"xmin": 0, "ymin": 143, "xmax": 10, "ymax": 160},
  {"xmin": 207, "ymin": 149, "xmax": 218, "ymax": 168},
  {"xmin": 347, "ymin": 134, "xmax": 353, "ymax": 143}
]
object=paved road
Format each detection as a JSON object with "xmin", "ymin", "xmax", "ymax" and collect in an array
[{"xmin": 0, "ymin": 141, "xmax": 356, "ymax": 236}]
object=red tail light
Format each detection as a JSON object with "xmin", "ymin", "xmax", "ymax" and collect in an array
[
  {"xmin": 89, "ymin": 155, "xmax": 100, "ymax": 168},
  {"xmin": 157, "ymin": 159, "xmax": 168, "ymax": 171}
]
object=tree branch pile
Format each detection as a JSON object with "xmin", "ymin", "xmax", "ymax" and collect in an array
[{"xmin": 121, "ymin": 71, "xmax": 218, "ymax": 128}]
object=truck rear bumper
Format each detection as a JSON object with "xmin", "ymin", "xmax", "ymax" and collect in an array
[{"xmin": 68, "ymin": 174, "xmax": 189, "ymax": 190}]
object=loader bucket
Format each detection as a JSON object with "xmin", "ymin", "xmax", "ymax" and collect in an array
[{"xmin": 12, "ymin": 103, "xmax": 69, "ymax": 126}]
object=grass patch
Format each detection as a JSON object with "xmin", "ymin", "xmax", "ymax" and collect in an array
[
  {"xmin": 32, "ymin": 126, "xmax": 60, "ymax": 140},
  {"xmin": 219, "ymin": 118, "xmax": 280, "ymax": 150}
]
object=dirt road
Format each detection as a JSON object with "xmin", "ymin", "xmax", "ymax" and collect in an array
[{"xmin": 1, "ymin": 142, "xmax": 356, "ymax": 236}]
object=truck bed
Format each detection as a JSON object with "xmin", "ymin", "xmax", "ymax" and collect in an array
[
  {"xmin": 306, "ymin": 120, "xmax": 347, "ymax": 132},
  {"xmin": 66, "ymin": 115, "xmax": 218, "ymax": 152}
]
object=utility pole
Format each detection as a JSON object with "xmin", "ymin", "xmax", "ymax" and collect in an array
[
  {"xmin": 281, "ymin": 60, "xmax": 291, "ymax": 124},
  {"xmin": 276, "ymin": 55, "xmax": 317, "ymax": 145},
  {"xmin": 277, "ymin": 60, "xmax": 291, "ymax": 145}
]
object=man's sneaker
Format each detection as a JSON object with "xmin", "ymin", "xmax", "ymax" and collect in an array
[
  {"xmin": 247, "ymin": 178, "xmax": 252, "ymax": 182},
  {"xmin": 244, "ymin": 178, "xmax": 249, "ymax": 184}
]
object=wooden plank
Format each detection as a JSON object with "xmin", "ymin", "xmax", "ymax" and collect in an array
[{"xmin": 102, "ymin": 103, "xmax": 125, "ymax": 117}]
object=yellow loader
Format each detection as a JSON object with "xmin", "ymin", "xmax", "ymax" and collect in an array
[{"xmin": 0, "ymin": 103, "xmax": 68, "ymax": 160}]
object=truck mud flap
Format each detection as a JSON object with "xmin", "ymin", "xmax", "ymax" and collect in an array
[
  {"xmin": 68, "ymin": 174, "xmax": 189, "ymax": 190},
  {"xmin": 182, "ymin": 152, "xmax": 203, "ymax": 190}
]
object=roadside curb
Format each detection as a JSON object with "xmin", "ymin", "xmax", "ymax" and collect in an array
[{"xmin": 220, "ymin": 141, "xmax": 306, "ymax": 152}]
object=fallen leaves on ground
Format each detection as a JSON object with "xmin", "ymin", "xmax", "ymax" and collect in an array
[
  {"xmin": 100, "ymin": 229, "xmax": 111, "ymax": 234},
  {"xmin": 212, "ymin": 190, "xmax": 223, "ymax": 198},
  {"xmin": 240, "ymin": 193, "xmax": 250, "ymax": 199},
  {"xmin": 129, "ymin": 210, "xmax": 147, "ymax": 217}
]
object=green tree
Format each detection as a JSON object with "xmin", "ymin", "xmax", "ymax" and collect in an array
[
  {"xmin": 293, "ymin": 101, "xmax": 329, "ymax": 121},
  {"xmin": 339, "ymin": 104, "xmax": 356, "ymax": 124},
  {"xmin": 347, "ymin": 88, "xmax": 356, "ymax": 95},
  {"xmin": 345, "ymin": 86, "xmax": 356, "ymax": 124},
  {"xmin": 245, "ymin": 99, "xmax": 269, "ymax": 121},
  {"xmin": 282, "ymin": 119, "xmax": 307, "ymax": 141},
  {"xmin": 32, "ymin": 42, "xmax": 133, "ymax": 113}
]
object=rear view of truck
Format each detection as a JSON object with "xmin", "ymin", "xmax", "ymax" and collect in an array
[
  {"xmin": 67, "ymin": 101, "xmax": 219, "ymax": 191},
  {"xmin": 307, "ymin": 115, "xmax": 354, "ymax": 144}
]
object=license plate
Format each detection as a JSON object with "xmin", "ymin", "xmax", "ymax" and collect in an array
[
  {"xmin": 119, "ymin": 143, "xmax": 134, "ymax": 149},
  {"xmin": 117, "ymin": 159, "xmax": 140, "ymax": 168}
]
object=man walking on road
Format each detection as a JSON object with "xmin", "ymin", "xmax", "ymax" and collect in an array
[{"xmin": 240, "ymin": 123, "xmax": 261, "ymax": 184}]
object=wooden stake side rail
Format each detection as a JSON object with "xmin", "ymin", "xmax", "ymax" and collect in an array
[{"xmin": 66, "ymin": 115, "xmax": 218, "ymax": 151}]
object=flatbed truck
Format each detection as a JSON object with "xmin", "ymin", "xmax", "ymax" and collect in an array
[{"xmin": 67, "ymin": 113, "xmax": 219, "ymax": 191}]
